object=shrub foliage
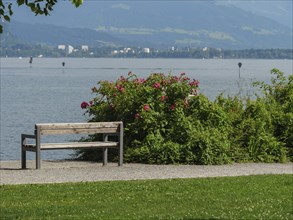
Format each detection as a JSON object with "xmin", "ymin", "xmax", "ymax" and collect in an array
[{"xmin": 79, "ymin": 69, "xmax": 292, "ymax": 164}]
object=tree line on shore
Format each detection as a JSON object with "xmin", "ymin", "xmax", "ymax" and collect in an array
[{"xmin": 1, "ymin": 44, "xmax": 292, "ymax": 59}]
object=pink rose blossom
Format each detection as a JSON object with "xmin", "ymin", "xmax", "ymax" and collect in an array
[
  {"xmin": 115, "ymin": 85, "xmax": 125, "ymax": 92},
  {"xmin": 161, "ymin": 95, "xmax": 168, "ymax": 101},
  {"xmin": 139, "ymin": 78, "xmax": 146, "ymax": 84},
  {"xmin": 134, "ymin": 78, "xmax": 146, "ymax": 85},
  {"xmin": 153, "ymin": 82, "xmax": 161, "ymax": 89},
  {"xmin": 170, "ymin": 103, "xmax": 176, "ymax": 110},
  {"xmin": 173, "ymin": 76, "xmax": 180, "ymax": 82},
  {"xmin": 143, "ymin": 105, "xmax": 150, "ymax": 111},
  {"xmin": 81, "ymin": 101, "xmax": 89, "ymax": 109},
  {"xmin": 189, "ymin": 79, "xmax": 199, "ymax": 87}
]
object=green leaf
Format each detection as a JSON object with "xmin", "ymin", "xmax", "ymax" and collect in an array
[
  {"xmin": 8, "ymin": 3, "xmax": 13, "ymax": 16},
  {"xmin": 43, "ymin": 8, "xmax": 48, "ymax": 15},
  {"xmin": 71, "ymin": 0, "xmax": 83, "ymax": 8},
  {"xmin": 17, "ymin": 0, "xmax": 25, "ymax": 6},
  {"xmin": 4, "ymin": 15, "xmax": 10, "ymax": 22}
]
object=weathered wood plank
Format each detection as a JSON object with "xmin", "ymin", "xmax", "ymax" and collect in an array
[
  {"xmin": 36, "ymin": 122, "xmax": 122, "ymax": 135},
  {"xmin": 24, "ymin": 141, "xmax": 118, "ymax": 150},
  {"xmin": 42, "ymin": 142, "xmax": 118, "ymax": 149},
  {"xmin": 39, "ymin": 128, "xmax": 119, "ymax": 135},
  {"xmin": 36, "ymin": 122, "xmax": 122, "ymax": 129}
]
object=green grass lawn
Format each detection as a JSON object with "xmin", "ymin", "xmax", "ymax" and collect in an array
[{"xmin": 1, "ymin": 175, "xmax": 292, "ymax": 219}]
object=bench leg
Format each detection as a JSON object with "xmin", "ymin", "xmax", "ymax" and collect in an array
[
  {"xmin": 103, "ymin": 134, "xmax": 108, "ymax": 166},
  {"xmin": 36, "ymin": 130, "xmax": 41, "ymax": 169},
  {"xmin": 21, "ymin": 149, "xmax": 26, "ymax": 169},
  {"xmin": 103, "ymin": 147, "xmax": 108, "ymax": 166},
  {"xmin": 118, "ymin": 125, "xmax": 123, "ymax": 166},
  {"xmin": 21, "ymin": 135, "xmax": 26, "ymax": 169},
  {"xmin": 36, "ymin": 149, "xmax": 41, "ymax": 169},
  {"xmin": 118, "ymin": 123, "xmax": 123, "ymax": 166},
  {"xmin": 118, "ymin": 147, "xmax": 123, "ymax": 166}
]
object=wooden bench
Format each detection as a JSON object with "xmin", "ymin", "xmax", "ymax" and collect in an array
[{"xmin": 21, "ymin": 122, "xmax": 123, "ymax": 169}]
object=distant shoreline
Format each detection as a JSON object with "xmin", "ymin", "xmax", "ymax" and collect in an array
[{"xmin": 1, "ymin": 48, "xmax": 293, "ymax": 60}]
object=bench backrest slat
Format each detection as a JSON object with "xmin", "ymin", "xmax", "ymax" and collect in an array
[{"xmin": 35, "ymin": 122, "xmax": 122, "ymax": 135}]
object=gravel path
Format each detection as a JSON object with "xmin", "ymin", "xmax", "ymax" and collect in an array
[{"xmin": 0, "ymin": 160, "xmax": 292, "ymax": 185}]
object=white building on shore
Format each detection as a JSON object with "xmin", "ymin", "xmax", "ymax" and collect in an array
[
  {"xmin": 58, "ymin": 45, "xmax": 66, "ymax": 50},
  {"xmin": 81, "ymin": 45, "xmax": 89, "ymax": 51},
  {"xmin": 143, "ymin": 48, "xmax": 150, "ymax": 53},
  {"xmin": 67, "ymin": 45, "xmax": 74, "ymax": 54}
]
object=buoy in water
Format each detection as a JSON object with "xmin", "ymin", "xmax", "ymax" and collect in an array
[
  {"xmin": 29, "ymin": 56, "xmax": 33, "ymax": 67},
  {"xmin": 238, "ymin": 62, "xmax": 242, "ymax": 79}
]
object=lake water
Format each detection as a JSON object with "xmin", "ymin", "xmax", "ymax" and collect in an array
[{"xmin": 1, "ymin": 58, "xmax": 292, "ymax": 161}]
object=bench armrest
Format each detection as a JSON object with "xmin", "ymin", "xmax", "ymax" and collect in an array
[
  {"xmin": 21, "ymin": 134, "xmax": 36, "ymax": 169},
  {"xmin": 21, "ymin": 134, "xmax": 36, "ymax": 139}
]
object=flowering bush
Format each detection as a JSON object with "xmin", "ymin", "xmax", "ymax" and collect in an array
[
  {"xmin": 81, "ymin": 72, "xmax": 207, "ymax": 164},
  {"xmin": 79, "ymin": 70, "xmax": 290, "ymax": 164}
]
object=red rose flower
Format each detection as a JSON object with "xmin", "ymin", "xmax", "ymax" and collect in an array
[
  {"xmin": 81, "ymin": 101, "xmax": 89, "ymax": 109},
  {"xmin": 153, "ymin": 82, "xmax": 161, "ymax": 89},
  {"xmin": 189, "ymin": 79, "xmax": 199, "ymax": 87},
  {"xmin": 161, "ymin": 95, "xmax": 168, "ymax": 101},
  {"xmin": 143, "ymin": 105, "xmax": 150, "ymax": 111},
  {"xmin": 170, "ymin": 103, "xmax": 176, "ymax": 110}
]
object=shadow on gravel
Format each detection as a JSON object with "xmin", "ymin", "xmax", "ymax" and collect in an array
[{"xmin": 0, "ymin": 167, "xmax": 22, "ymax": 171}]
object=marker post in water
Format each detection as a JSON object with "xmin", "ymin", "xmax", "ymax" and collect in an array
[
  {"xmin": 29, "ymin": 56, "xmax": 33, "ymax": 67},
  {"xmin": 238, "ymin": 62, "xmax": 242, "ymax": 79}
]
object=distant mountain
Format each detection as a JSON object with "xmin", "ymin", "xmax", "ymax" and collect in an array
[
  {"xmin": 2, "ymin": 21, "xmax": 125, "ymax": 47},
  {"xmin": 4, "ymin": 1, "xmax": 293, "ymax": 49},
  {"xmin": 217, "ymin": 0, "xmax": 293, "ymax": 29}
]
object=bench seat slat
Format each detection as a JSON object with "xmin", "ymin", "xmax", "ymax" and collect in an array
[
  {"xmin": 24, "ymin": 141, "xmax": 118, "ymax": 150},
  {"xmin": 36, "ymin": 122, "xmax": 121, "ymax": 129},
  {"xmin": 40, "ymin": 128, "xmax": 119, "ymax": 135}
]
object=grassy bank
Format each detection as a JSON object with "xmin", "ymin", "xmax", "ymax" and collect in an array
[{"xmin": 1, "ymin": 174, "xmax": 292, "ymax": 219}]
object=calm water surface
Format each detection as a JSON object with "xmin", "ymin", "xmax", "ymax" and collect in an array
[{"xmin": 1, "ymin": 58, "xmax": 292, "ymax": 160}]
